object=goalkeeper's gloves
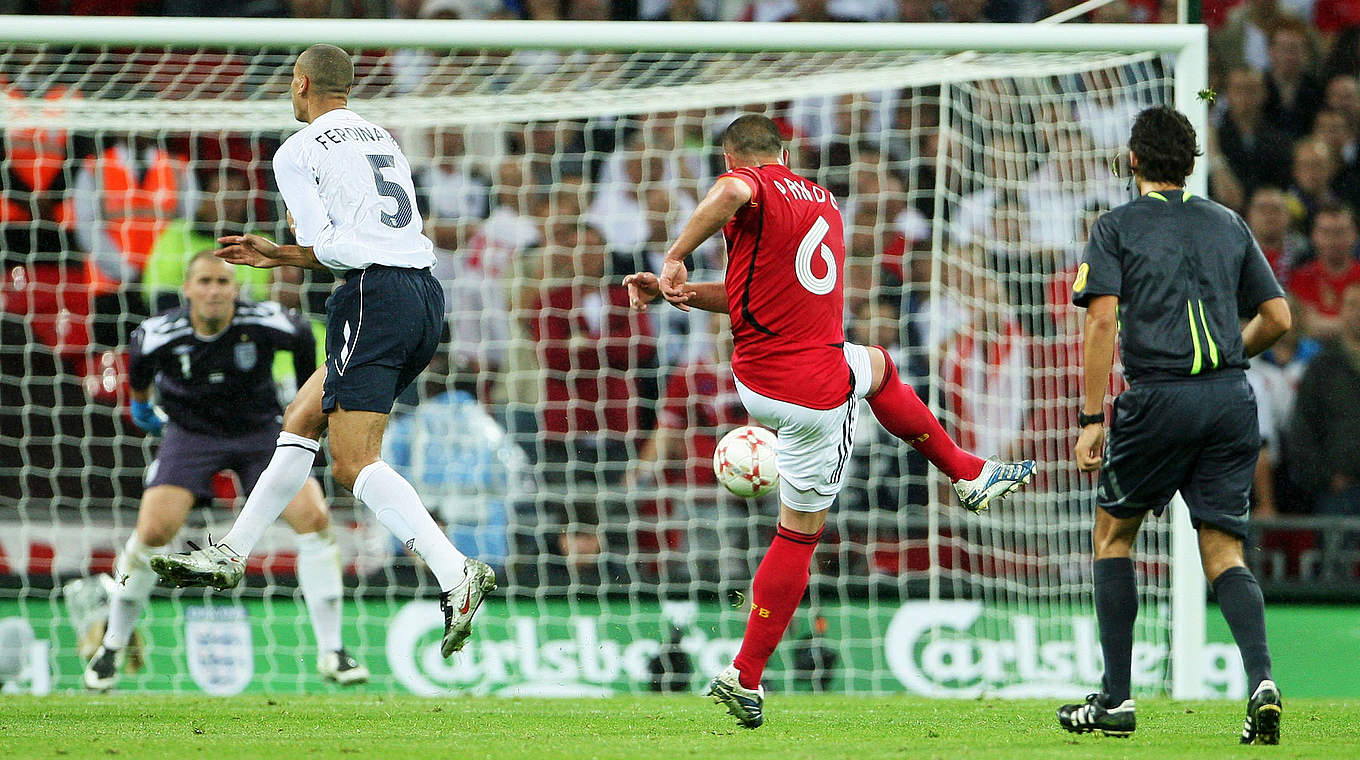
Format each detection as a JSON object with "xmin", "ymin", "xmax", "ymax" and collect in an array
[{"xmin": 129, "ymin": 399, "xmax": 166, "ymax": 436}]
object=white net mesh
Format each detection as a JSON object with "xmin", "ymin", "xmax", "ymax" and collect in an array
[{"xmin": 0, "ymin": 33, "xmax": 1192, "ymax": 696}]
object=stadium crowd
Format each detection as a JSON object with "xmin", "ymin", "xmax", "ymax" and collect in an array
[{"xmin": 3, "ymin": 0, "xmax": 1359, "ymax": 593}]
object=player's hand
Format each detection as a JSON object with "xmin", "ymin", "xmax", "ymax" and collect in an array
[
  {"xmin": 129, "ymin": 399, "xmax": 165, "ymax": 436},
  {"xmin": 658, "ymin": 258, "xmax": 693, "ymax": 312},
  {"xmin": 623, "ymin": 272, "xmax": 662, "ymax": 310},
  {"xmin": 1074, "ymin": 424, "xmax": 1106, "ymax": 472},
  {"xmin": 214, "ymin": 233, "xmax": 283, "ymax": 269}
]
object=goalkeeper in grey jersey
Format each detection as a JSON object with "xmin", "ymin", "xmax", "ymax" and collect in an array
[{"xmin": 84, "ymin": 252, "xmax": 369, "ymax": 690}]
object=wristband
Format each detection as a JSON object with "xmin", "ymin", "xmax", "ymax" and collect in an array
[{"xmin": 1078, "ymin": 411, "xmax": 1105, "ymax": 427}]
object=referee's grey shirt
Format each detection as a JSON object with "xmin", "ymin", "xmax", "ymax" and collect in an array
[{"xmin": 1072, "ymin": 189, "xmax": 1285, "ymax": 384}]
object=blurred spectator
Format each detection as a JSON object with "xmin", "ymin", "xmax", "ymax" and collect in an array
[
  {"xmin": 0, "ymin": 78, "xmax": 76, "ymax": 260},
  {"xmin": 418, "ymin": 127, "xmax": 490, "ymax": 255},
  {"xmin": 940, "ymin": 0, "xmax": 1000, "ymax": 22},
  {"xmin": 940, "ymin": 268, "xmax": 1030, "ymax": 459},
  {"xmin": 640, "ymin": 0, "xmax": 721, "ymax": 20},
  {"xmin": 1287, "ymin": 282, "xmax": 1360, "ymax": 515},
  {"xmin": 1210, "ymin": 0, "xmax": 1292, "ymax": 73},
  {"xmin": 627, "ymin": 316, "xmax": 758, "ymax": 584},
  {"xmin": 383, "ymin": 354, "xmax": 523, "ymax": 572},
  {"xmin": 1218, "ymin": 67, "xmax": 1295, "ymax": 194},
  {"xmin": 1289, "ymin": 203, "xmax": 1360, "ymax": 337},
  {"xmin": 142, "ymin": 171, "xmax": 269, "ymax": 313},
  {"xmin": 1248, "ymin": 297, "xmax": 1320, "ymax": 516},
  {"xmin": 1263, "ymin": 17, "xmax": 1325, "ymax": 138},
  {"xmin": 160, "ymin": 0, "xmax": 288, "ymax": 15},
  {"xmin": 290, "ymin": 0, "xmax": 388, "ymax": 17},
  {"xmin": 72, "ymin": 136, "xmax": 200, "ymax": 292},
  {"xmin": 447, "ymin": 157, "xmax": 541, "ymax": 396},
  {"xmin": 1322, "ymin": 73, "xmax": 1360, "ymax": 126},
  {"xmin": 1321, "ymin": 25, "xmax": 1360, "ymax": 81},
  {"xmin": 1309, "ymin": 109, "xmax": 1360, "ymax": 210},
  {"xmin": 892, "ymin": 0, "xmax": 935, "ymax": 22},
  {"xmin": 519, "ymin": 213, "xmax": 659, "ymax": 487},
  {"xmin": 1246, "ymin": 185, "xmax": 1310, "ymax": 287},
  {"xmin": 1285, "ymin": 137, "xmax": 1340, "ymax": 231}
]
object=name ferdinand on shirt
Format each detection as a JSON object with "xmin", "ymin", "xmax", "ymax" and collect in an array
[{"xmin": 313, "ymin": 125, "xmax": 392, "ymax": 150}]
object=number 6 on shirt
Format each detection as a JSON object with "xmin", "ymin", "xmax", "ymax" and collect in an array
[{"xmin": 796, "ymin": 216, "xmax": 837, "ymax": 295}]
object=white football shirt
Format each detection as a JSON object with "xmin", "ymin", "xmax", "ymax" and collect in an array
[{"xmin": 273, "ymin": 108, "xmax": 435, "ymax": 272}]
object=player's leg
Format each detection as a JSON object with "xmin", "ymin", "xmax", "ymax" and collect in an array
[
  {"xmin": 281, "ymin": 476, "xmax": 369, "ymax": 685},
  {"xmin": 86, "ymin": 485, "xmax": 194, "ymax": 690},
  {"xmin": 329, "ymin": 405, "xmax": 493, "ymax": 657},
  {"xmin": 216, "ymin": 365, "xmax": 329, "ymax": 555},
  {"xmin": 1056, "ymin": 506, "xmax": 1144, "ymax": 736},
  {"xmin": 1201, "ymin": 526, "xmax": 1280, "ymax": 744},
  {"xmin": 862, "ymin": 345, "xmax": 1033, "ymax": 511},
  {"xmin": 1183, "ymin": 376, "xmax": 1279, "ymax": 744},
  {"xmin": 712, "ymin": 371, "xmax": 864, "ymax": 729},
  {"xmin": 150, "ymin": 367, "xmax": 328, "ymax": 589}
]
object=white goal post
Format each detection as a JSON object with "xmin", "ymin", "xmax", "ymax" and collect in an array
[{"xmin": 0, "ymin": 17, "xmax": 1210, "ymax": 699}]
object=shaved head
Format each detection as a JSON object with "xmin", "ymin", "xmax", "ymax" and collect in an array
[
  {"xmin": 722, "ymin": 113, "xmax": 783, "ymax": 159},
  {"xmin": 297, "ymin": 44, "xmax": 353, "ymax": 96}
]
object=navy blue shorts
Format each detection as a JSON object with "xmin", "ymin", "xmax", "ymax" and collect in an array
[
  {"xmin": 145, "ymin": 422, "xmax": 281, "ymax": 499},
  {"xmin": 1097, "ymin": 370, "xmax": 1259, "ymax": 539},
  {"xmin": 323, "ymin": 265, "xmax": 444, "ymax": 415}
]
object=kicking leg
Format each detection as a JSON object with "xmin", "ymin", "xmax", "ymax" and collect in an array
[
  {"xmin": 863, "ymin": 346, "xmax": 1033, "ymax": 511},
  {"xmin": 283, "ymin": 477, "xmax": 369, "ymax": 685},
  {"xmin": 329, "ymin": 406, "xmax": 495, "ymax": 658},
  {"xmin": 1201, "ymin": 526, "xmax": 1279, "ymax": 745},
  {"xmin": 87, "ymin": 485, "xmax": 193, "ymax": 690}
]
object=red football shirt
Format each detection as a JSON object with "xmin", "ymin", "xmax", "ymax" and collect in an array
[
  {"xmin": 721, "ymin": 164, "xmax": 849, "ymax": 410},
  {"xmin": 1288, "ymin": 258, "xmax": 1360, "ymax": 317}
]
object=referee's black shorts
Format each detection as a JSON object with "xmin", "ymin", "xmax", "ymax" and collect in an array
[
  {"xmin": 322, "ymin": 264, "xmax": 444, "ymax": 415},
  {"xmin": 1097, "ymin": 369, "xmax": 1259, "ymax": 539}
]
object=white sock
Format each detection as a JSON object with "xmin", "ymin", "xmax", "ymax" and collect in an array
[
  {"xmin": 352, "ymin": 460, "xmax": 466, "ymax": 590},
  {"xmin": 295, "ymin": 529, "xmax": 343, "ymax": 654},
  {"xmin": 218, "ymin": 432, "xmax": 319, "ymax": 556},
  {"xmin": 103, "ymin": 534, "xmax": 157, "ymax": 650}
]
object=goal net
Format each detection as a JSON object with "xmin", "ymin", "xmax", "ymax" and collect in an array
[{"xmin": 0, "ymin": 19, "xmax": 1218, "ymax": 698}]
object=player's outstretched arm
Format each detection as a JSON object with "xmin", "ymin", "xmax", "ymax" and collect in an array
[
  {"xmin": 658, "ymin": 177, "xmax": 751, "ymax": 306},
  {"xmin": 215, "ymin": 234, "xmax": 327, "ymax": 271}
]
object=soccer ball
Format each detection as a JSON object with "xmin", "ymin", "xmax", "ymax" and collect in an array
[{"xmin": 713, "ymin": 425, "xmax": 779, "ymax": 498}]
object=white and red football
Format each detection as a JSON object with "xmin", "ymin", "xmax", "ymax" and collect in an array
[{"xmin": 713, "ymin": 425, "xmax": 779, "ymax": 498}]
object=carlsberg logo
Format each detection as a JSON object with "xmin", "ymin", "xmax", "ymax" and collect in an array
[
  {"xmin": 884, "ymin": 601, "xmax": 1246, "ymax": 698},
  {"xmin": 387, "ymin": 601, "xmax": 740, "ymax": 697}
]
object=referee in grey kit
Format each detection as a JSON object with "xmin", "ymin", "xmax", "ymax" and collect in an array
[{"xmin": 1056, "ymin": 106, "xmax": 1292, "ymax": 744}]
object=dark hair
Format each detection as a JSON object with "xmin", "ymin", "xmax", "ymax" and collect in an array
[
  {"xmin": 1128, "ymin": 106, "xmax": 1202, "ymax": 185},
  {"xmin": 721, "ymin": 113, "xmax": 783, "ymax": 157},
  {"xmin": 298, "ymin": 44, "xmax": 354, "ymax": 96}
]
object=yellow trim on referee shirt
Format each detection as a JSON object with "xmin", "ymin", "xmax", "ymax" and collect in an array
[
  {"xmin": 1197, "ymin": 300, "xmax": 1219, "ymax": 369},
  {"xmin": 1187, "ymin": 301, "xmax": 1203, "ymax": 375}
]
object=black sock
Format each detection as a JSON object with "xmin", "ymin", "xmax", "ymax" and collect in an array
[
  {"xmin": 1094, "ymin": 557, "xmax": 1138, "ymax": 704},
  {"xmin": 1213, "ymin": 566, "xmax": 1272, "ymax": 694}
]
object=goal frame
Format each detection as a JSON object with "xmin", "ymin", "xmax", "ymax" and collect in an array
[{"xmin": 0, "ymin": 16, "xmax": 1209, "ymax": 700}]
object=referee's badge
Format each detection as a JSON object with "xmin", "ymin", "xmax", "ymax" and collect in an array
[
  {"xmin": 1073, "ymin": 262, "xmax": 1090, "ymax": 293},
  {"xmin": 234, "ymin": 338, "xmax": 257, "ymax": 371}
]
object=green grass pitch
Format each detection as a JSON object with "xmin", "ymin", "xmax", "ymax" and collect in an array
[{"xmin": 3, "ymin": 695, "xmax": 1357, "ymax": 759}]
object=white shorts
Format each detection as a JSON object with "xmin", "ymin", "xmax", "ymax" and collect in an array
[{"xmin": 734, "ymin": 342, "xmax": 874, "ymax": 512}]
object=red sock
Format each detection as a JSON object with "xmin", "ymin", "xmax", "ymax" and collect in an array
[
  {"xmin": 867, "ymin": 348, "xmax": 985, "ymax": 481},
  {"xmin": 732, "ymin": 523, "xmax": 822, "ymax": 689}
]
